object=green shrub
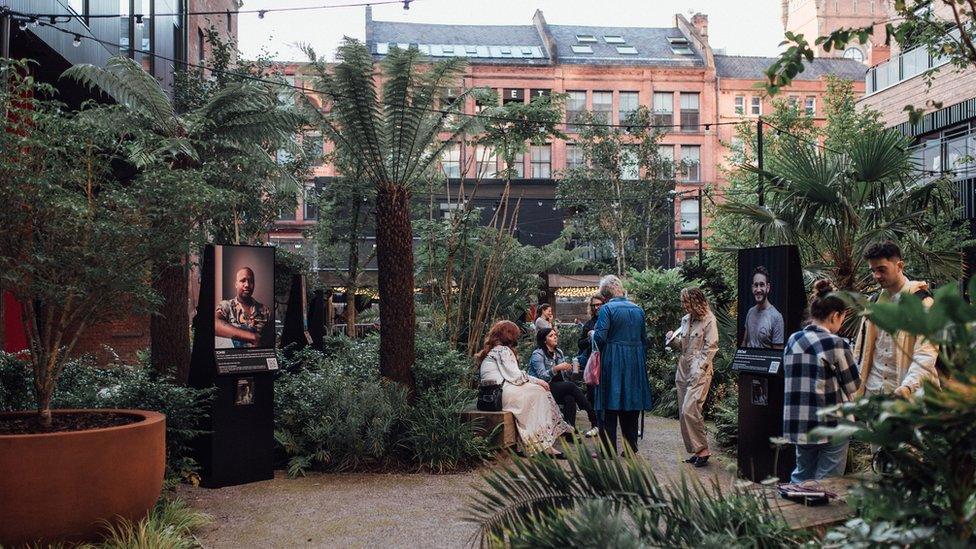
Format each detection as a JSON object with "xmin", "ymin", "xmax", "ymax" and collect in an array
[
  {"xmin": 89, "ymin": 496, "xmax": 211, "ymax": 549},
  {"xmin": 646, "ymin": 355, "xmax": 678, "ymax": 419},
  {"xmin": 414, "ymin": 333, "xmax": 476, "ymax": 392},
  {"xmin": 0, "ymin": 353, "xmax": 211, "ymax": 481},
  {"xmin": 625, "ymin": 268, "xmax": 685, "ymax": 360},
  {"xmin": 401, "ymin": 386, "xmax": 492, "ymax": 473},
  {"xmin": 274, "ymin": 364, "xmax": 408, "ymax": 476},
  {"xmin": 319, "ymin": 333, "xmax": 381, "ymax": 380},
  {"xmin": 711, "ymin": 384, "xmax": 738, "ymax": 455}
]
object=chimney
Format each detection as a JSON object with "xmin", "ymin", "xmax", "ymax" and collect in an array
[
  {"xmin": 691, "ymin": 13, "xmax": 708, "ymax": 41},
  {"xmin": 532, "ymin": 9, "xmax": 557, "ymax": 64},
  {"xmin": 364, "ymin": 5, "xmax": 373, "ymax": 49}
]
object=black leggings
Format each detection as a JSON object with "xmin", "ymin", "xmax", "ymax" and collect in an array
[
  {"xmin": 600, "ymin": 410, "xmax": 641, "ymax": 454},
  {"xmin": 550, "ymin": 381, "xmax": 597, "ymax": 428}
]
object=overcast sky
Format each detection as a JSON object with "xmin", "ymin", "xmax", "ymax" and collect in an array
[{"xmin": 237, "ymin": 0, "xmax": 788, "ymax": 61}]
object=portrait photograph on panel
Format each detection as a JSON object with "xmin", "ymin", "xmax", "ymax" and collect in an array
[
  {"xmin": 214, "ymin": 245, "xmax": 276, "ymax": 350},
  {"xmin": 737, "ymin": 246, "xmax": 804, "ymax": 351}
]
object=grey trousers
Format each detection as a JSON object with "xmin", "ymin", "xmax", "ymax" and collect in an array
[{"xmin": 675, "ymin": 361, "xmax": 713, "ymax": 454}]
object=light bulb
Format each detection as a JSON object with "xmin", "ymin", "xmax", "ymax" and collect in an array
[
  {"xmin": 258, "ymin": 10, "xmax": 267, "ymax": 19},
  {"xmin": 135, "ymin": 15, "xmax": 144, "ymax": 28},
  {"xmin": 72, "ymin": 34, "xmax": 81, "ymax": 47},
  {"xmin": 18, "ymin": 20, "xmax": 28, "ymax": 31},
  {"xmin": 31, "ymin": 17, "xmax": 40, "ymax": 27}
]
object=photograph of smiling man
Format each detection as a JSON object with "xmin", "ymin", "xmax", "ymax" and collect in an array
[{"xmin": 740, "ymin": 265, "xmax": 785, "ymax": 350}]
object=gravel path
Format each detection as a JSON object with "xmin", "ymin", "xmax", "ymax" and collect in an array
[{"xmin": 180, "ymin": 416, "xmax": 735, "ymax": 548}]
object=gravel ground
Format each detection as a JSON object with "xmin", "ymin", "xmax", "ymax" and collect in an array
[{"xmin": 180, "ymin": 415, "xmax": 736, "ymax": 548}]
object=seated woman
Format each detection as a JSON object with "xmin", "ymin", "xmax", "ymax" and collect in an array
[
  {"xmin": 783, "ymin": 279, "xmax": 861, "ymax": 482},
  {"xmin": 528, "ymin": 328, "xmax": 599, "ymax": 437},
  {"xmin": 478, "ymin": 320, "xmax": 572, "ymax": 457}
]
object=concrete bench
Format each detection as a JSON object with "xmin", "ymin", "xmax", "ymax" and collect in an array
[{"xmin": 459, "ymin": 409, "xmax": 517, "ymax": 449}]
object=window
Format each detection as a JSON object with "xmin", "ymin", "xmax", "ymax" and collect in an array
[
  {"xmin": 441, "ymin": 143, "xmax": 461, "ymax": 178},
  {"xmin": 306, "ymin": 134, "xmax": 324, "ymax": 165},
  {"xmin": 621, "ymin": 146, "xmax": 639, "ymax": 180},
  {"xmin": 304, "ymin": 187, "xmax": 318, "ymax": 221},
  {"xmin": 227, "ymin": 11, "xmax": 233, "ymax": 33},
  {"xmin": 120, "ymin": 1, "xmax": 131, "ymax": 56},
  {"xmin": 465, "ymin": 45, "xmax": 478, "ymax": 55},
  {"xmin": 197, "ymin": 27, "xmax": 204, "ymax": 63},
  {"xmin": 567, "ymin": 91, "xmax": 586, "ymax": 131},
  {"xmin": 603, "ymin": 35, "xmax": 625, "ymax": 44},
  {"xmin": 681, "ymin": 145, "xmax": 701, "ymax": 182},
  {"xmin": 750, "ymin": 96, "xmax": 762, "ymax": 115},
  {"xmin": 653, "ymin": 92, "xmax": 673, "ymax": 127},
  {"xmin": 530, "ymin": 145, "xmax": 551, "ymax": 178},
  {"xmin": 680, "ymin": 199, "xmax": 700, "ymax": 236},
  {"xmin": 616, "ymin": 46, "xmax": 639, "ymax": 55},
  {"xmin": 571, "ymin": 45, "xmax": 594, "ymax": 54},
  {"xmin": 440, "ymin": 203, "xmax": 463, "ymax": 220},
  {"xmin": 805, "ymin": 96, "xmax": 816, "ymax": 116},
  {"xmin": 788, "ymin": 95, "xmax": 800, "ymax": 108},
  {"xmin": 504, "ymin": 151, "xmax": 525, "ymax": 178},
  {"xmin": 619, "ymin": 91, "xmax": 639, "ymax": 123},
  {"xmin": 521, "ymin": 47, "xmax": 534, "ymax": 56},
  {"xmin": 566, "ymin": 144, "xmax": 584, "ymax": 170},
  {"xmin": 734, "ymin": 95, "xmax": 745, "ymax": 115},
  {"xmin": 576, "ymin": 34, "xmax": 597, "ymax": 43},
  {"xmin": 132, "ymin": 0, "xmax": 153, "ymax": 73},
  {"xmin": 658, "ymin": 145, "xmax": 675, "ymax": 180},
  {"xmin": 475, "ymin": 145, "xmax": 497, "ymax": 178},
  {"xmin": 668, "ymin": 37, "xmax": 694, "ymax": 55},
  {"xmin": 592, "ymin": 91, "xmax": 612, "ymax": 123},
  {"xmin": 278, "ymin": 205, "xmax": 297, "ymax": 221},
  {"xmin": 843, "ymin": 47, "xmax": 864, "ymax": 62},
  {"xmin": 680, "ymin": 93, "xmax": 700, "ymax": 131}
]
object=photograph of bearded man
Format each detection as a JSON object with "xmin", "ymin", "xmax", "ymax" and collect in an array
[
  {"xmin": 215, "ymin": 266, "xmax": 273, "ymax": 348},
  {"xmin": 741, "ymin": 265, "xmax": 785, "ymax": 349}
]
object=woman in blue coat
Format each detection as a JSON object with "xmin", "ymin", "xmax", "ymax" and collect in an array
[{"xmin": 593, "ymin": 274, "xmax": 653, "ymax": 454}]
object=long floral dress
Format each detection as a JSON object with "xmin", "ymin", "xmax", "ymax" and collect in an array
[{"xmin": 479, "ymin": 345, "xmax": 572, "ymax": 455}]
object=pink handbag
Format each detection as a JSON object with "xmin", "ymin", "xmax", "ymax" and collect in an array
[{"xmin": 583, "ymin": 350, "xmax": 601, "ymax": 385}]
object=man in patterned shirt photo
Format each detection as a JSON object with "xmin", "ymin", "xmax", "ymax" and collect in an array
[{"xmin": 215, "ymin": 267, "xmax": 272, "ymax": 348}]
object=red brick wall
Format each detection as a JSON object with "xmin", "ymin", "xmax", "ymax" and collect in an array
[
  {"xmin": 72, "ymin": 316, "xmax": 151, "ymax": 365},
  {"xmin": 187, "ymin": 0, "xmax": 241, "ymax": 67}
]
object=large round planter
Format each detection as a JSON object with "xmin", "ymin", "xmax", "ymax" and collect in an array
[{"xmin": 0, "ymin": 409, "xmax": 165, "ymax": 545}]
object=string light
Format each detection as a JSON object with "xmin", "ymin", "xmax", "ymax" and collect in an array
[
  {"xmin": 5, "ymin": 1, "xmax": 413, "ymax": 20},
  {"xmin": 257, "ymin": 10, "xmax": 267, "ymax": 19},
  {"xmin": 135, "ymin": 14, "xmax": 144, "ymax": 28},
  {"xmin": 72, "ymin": 34, "xmax": 81, "ymax": 47},
  {"xmin": 18, "ymin": 19, "xmax": 28, "ymax": 31}
]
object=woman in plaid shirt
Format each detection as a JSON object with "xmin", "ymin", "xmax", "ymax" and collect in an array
[{"xmin": 782, "ymin": 279, "xmax": 861, "ymax": 482}]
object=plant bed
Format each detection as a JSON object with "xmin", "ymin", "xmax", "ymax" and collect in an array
[
  {"xmin": 0, "ymin": 410, "xmax": 139, "ymax": 435},
  {"xmin": 0, "ymin": 409, "xmax": 165, "ymax": 546}
]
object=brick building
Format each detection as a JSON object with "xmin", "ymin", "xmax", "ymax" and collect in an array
[
  {"xmin": 781, "ymin": 0, "xmax": 891, "ymax": 65},
  {"xmin": 271, "ymin": 8, "xmax": 866, "ymax": 270},
  {"xmin": 187, "ymin": 0, "xmax": 241, "ymax": 66}
]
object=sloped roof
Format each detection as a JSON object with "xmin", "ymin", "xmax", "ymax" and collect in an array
[
  {"xmin": 714, "ymin": 55, "xmax": 866, "ymax": 81},
  {"xmin": 547, "ymin": 25, "xmax": 703, "ymax": 66}
]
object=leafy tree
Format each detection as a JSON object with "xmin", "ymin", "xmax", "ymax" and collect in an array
[
  {"xmin": 0, "ymin": 60, "xmax": 202, "ymax": 425},
  {"xmin": 713, "ymin": 81, "xmax": 962, "ymax": 293},
  {"xmin": 303, "ymin": 39, "xmax": 478, "ymax": 395},
  {"xmin": 65, "ymin": 53, "xmax": 306, "ymax": 382},
  {"xmin": 766, "ymin": 0, "xmax": 976, "ymax": 122},
  {"xmin": 557, "ymin": 107, "xmax": 674, "ymax": 275}
]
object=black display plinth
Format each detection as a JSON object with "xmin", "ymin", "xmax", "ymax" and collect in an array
[
  {"xmin": 188, "ymin": 244, "xmax": 276, "ymax": 488},
  {"xmin": 735, "ymin": 352, "xmax": 795, "ymax": 483}
]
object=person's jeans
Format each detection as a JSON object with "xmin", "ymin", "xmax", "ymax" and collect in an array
[{"xmin": 791, "ymin": 439, "xmax": 849, "ymax": 483}]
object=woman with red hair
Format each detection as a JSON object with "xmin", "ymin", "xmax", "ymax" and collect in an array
[{"xmin": 478, "ymin": 320, "xmax": 571, "ymax": 457}]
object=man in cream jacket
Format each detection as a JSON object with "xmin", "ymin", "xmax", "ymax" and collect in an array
[{"xmin": 854, "ymin": 241, "xmax": 940, "ymax": 399}]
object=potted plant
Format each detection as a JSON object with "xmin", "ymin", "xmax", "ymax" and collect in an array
[{"xmin": 0, "ymin": 59, "xmax": 200, "ymax": 545}]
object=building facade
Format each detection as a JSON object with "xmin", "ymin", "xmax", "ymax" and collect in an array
[
  {"xmin": 781, "ymin": 0, "xmax": 892, "ymax": 65},
  {"xmin": 272, "ymin": 8, "xmax": 867, "ymax": 269}
]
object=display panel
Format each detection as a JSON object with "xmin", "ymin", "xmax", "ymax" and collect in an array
[{"xmin": 213, "ymin": 245, "xmax": 278, "ymax": 374}]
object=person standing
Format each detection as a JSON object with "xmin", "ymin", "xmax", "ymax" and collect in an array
[
  {"xmin": 529, "ymin": 328, "xmax": 599, "ymax": 437},
  {"xmin": 534, "ymin": 303, "xmax": 554, "ymax": 331},
  {"xmin": 666, "ymin": 287, "xmax": 719, "ymax": 467},
  {"xmin": 593, "ymin": 275, "xmax": 652, "ymax": 454},
  {"xmin": 783, "ymin": 279, "xmax": 861, "ymax": 482},
  {"xmin": 854, "ymin": 241, "xmax": 940, "ymax": 399},
  {"xmin": 577, "ymin": 294, "xmax": 604, "ymax": 366}
]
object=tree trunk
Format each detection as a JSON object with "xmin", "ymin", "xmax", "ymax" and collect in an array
[
  {"xmin": 150, "ymin": 255, "xmax": 191, "ymax": 383},
  {"xmin": 345, "ymin": 193, "xmax": 362, "ymax": 337},
  {"xmin": 374, "ymin": 184, "xmax": 416, "ymax": 397}
]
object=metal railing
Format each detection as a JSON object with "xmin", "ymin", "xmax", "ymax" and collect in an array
[{"xmin": 865, "ymin": 29, "xmax": 958, "ymax": 95}]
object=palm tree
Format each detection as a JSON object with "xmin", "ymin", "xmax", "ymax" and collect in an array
[
  {"xmin": 465, "ymin": 444, "xmax": 808, "ymax": 547},
  {"xmin": 304, "ymin": 39, "xmax": 477, "ymax": 395},
  {"xmin": 718, "ymin": 129, "xmax": 961, "ymax": 293},
  {"xmin": 65, "ymin": 56, "xmax": 305, "ymax": 381}
]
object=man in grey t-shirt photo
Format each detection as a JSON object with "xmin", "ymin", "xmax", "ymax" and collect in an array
[{"xmin": 741, "ymin": 265, "xmax": 785, "ymax": 349}]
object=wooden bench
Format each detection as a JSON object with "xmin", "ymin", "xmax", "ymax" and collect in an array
[
  {"xmin": 459, "ymin": 409, "xmax": 517, "ymax": 449},
  {"xmin": 747, "ymin": 476, "xmax": 860, "ymax": 537}
]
